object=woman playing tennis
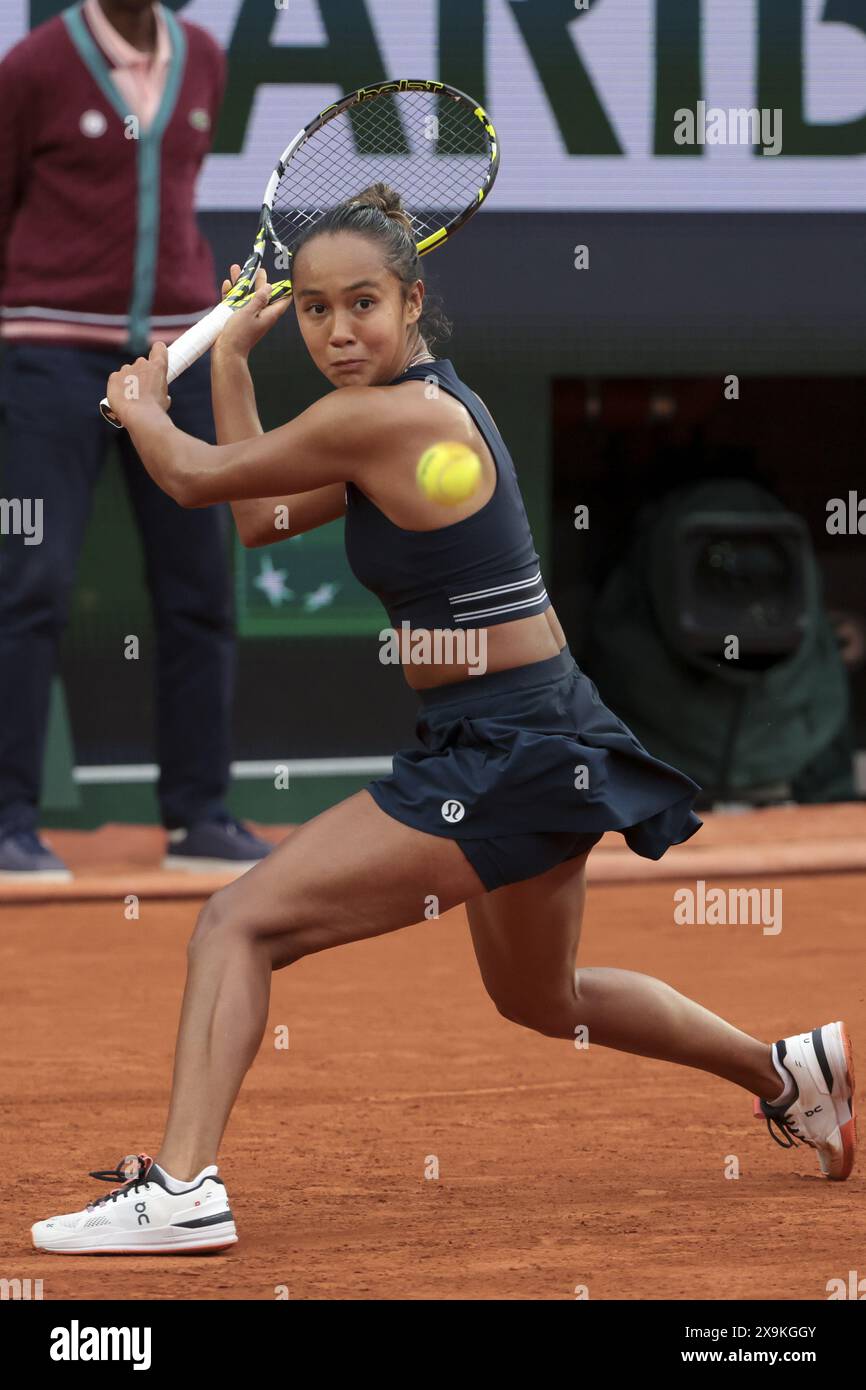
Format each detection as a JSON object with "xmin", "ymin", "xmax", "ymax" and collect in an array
[{"xmin": 32, "ymin": 185, "xmax": 855, "ymax": 1252}]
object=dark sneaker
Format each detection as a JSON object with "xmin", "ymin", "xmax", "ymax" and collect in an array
[
  {"xmin": 0, "ymin": 828, "xmax": 72, "ymax": 881},
  {"xmin": 162, "ymin": 815, "xmax": 274, "ymax": 873}
]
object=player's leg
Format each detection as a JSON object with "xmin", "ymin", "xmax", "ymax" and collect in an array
[
  {"xmin": 466, "ymin": 851, "xmax": 782, "ymax": 1099},
  {"xmin": 154, "ymin": 790, "xmax": 487, "ymax": 1179}
]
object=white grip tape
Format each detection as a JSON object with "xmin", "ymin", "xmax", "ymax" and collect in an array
[
  {"xmin": 99, "ymin": 299, "xmax": 235, "ymax": 426},
  {"xmin": 165, "ymin": 300, "xmax": 234, "ymax": 382}
]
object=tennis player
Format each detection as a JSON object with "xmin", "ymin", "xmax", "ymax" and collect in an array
[{"xmin": 31, "ymin": 186, "xmax": 856, "ymax": 1252}]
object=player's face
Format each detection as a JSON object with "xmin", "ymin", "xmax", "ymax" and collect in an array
[{"xmin": 292, "ymin": 232, "xmax": 423, "ymax": 388}]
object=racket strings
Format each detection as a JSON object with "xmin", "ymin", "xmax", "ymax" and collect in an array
[{"xmin": 269, "ymin": 90, "xmax": 493, "ymax": 255}]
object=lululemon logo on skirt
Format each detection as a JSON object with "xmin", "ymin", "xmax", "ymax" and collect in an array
[{"xmin": 441, "ymin": 799, "xmax": 465, "ymax": 823}]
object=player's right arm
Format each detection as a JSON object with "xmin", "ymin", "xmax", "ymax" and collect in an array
[
  {"xmin": 211, "ymin": 266, "xmax": 346, "ymax": 547},
  {"xmin": 211, "ymin": 343, "xmax": 346, "ymax": 548}
]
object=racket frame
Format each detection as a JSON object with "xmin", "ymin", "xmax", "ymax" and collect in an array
[{"xmin": 99, "ymin": 78, "xmax": 498, "ymax": 427}]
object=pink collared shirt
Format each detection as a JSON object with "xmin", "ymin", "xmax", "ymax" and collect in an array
[{"xmin": 83, "ymin": 0, "xmax": 171, "ymax": 131}]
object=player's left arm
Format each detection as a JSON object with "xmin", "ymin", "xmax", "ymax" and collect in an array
[{"xmin": 111, "ymin": 345, "xmax": 412, "ymax": 506}]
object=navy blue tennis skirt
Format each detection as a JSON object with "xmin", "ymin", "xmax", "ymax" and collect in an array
[{"xmin": 363, "ymin": 645, "xmax": 702, "ymax": 893}]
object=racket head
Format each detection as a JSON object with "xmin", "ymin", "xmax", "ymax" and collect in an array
[
  {"xmin": 256, "ymin": 78, "xmax": 499, "ymax": 300},
  {"xmin": 100, "ymin": 80, "xmax": 497, "ymax": 427}
]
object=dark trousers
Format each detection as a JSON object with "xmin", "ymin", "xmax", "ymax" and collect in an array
[{"xmin": 0, "ymin": 342, "xmax": 235, "ymax": 831}]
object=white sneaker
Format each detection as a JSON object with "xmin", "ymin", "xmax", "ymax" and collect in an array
[
  {"xmin": 31, "ymin": 1153, "xmax": 238, "ymax": 1254},
  {"xmin": 754, "ymin": 1021, "xmax": 856, "ymax": 1181}
]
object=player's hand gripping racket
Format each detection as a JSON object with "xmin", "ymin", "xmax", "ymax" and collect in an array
[{"xmin": 99, "ymin": 77, "xmax": 499, "ymax": 427}]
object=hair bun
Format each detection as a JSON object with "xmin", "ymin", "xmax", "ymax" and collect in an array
[{"xmin": 349, "ymin": 181, "xmax": 414, "ymax": 235}]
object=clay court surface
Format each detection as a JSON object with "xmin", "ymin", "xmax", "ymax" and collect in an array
[{"xmin": 1, "ymin": 805, "xmax": 864, "ymax": 1301}]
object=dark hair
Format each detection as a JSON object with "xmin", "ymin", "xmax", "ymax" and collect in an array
[{"xmin": 291, "ymin": 182, "xmax": 453, "ymax": 354}]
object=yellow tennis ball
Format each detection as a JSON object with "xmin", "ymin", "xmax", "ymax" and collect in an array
[{"xmin": 416, "ymin": 441, "xmax": 482, "ymax": 506}]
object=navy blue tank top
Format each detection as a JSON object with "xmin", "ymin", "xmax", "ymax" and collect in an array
[{"xmin": 344, "ymin": 359, "xmax": 550, "ymax": 630}]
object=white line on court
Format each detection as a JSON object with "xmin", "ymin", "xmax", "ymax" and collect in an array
[
  {"xmin": 74, "ymin": 757, "xmax": 394, "ymax": 784},
  {"xmin": 361, "ymin": 1081, "xmax": 580, "ymax": 1104}
]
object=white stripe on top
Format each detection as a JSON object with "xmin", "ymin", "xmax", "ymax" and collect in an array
[
  {"xmin": 451, "ymin": 589, "xmax": 550, "ymax": 623},
  {"xmin": 448, "ymin": 570, "xmax": 544, "ymax": 604}
]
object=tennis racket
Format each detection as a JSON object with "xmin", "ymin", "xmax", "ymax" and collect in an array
[{"xmin": 100, "ymin": 76, "xmax": 499, "ymax": 427}]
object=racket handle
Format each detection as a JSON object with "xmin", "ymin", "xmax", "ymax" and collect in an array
[{"xmin": 98, "ymin": 300, "xmax": 235, "ymax": 428}]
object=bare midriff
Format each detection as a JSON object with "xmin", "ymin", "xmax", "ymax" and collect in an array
[{"xmin": 401, "ymin": 606, "xmax": 568, "ymax": 691}]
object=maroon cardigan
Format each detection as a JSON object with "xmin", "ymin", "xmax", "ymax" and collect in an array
[{"xmin": 0, "ymin": 4, "xmax": 225, "ymax": 351}]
